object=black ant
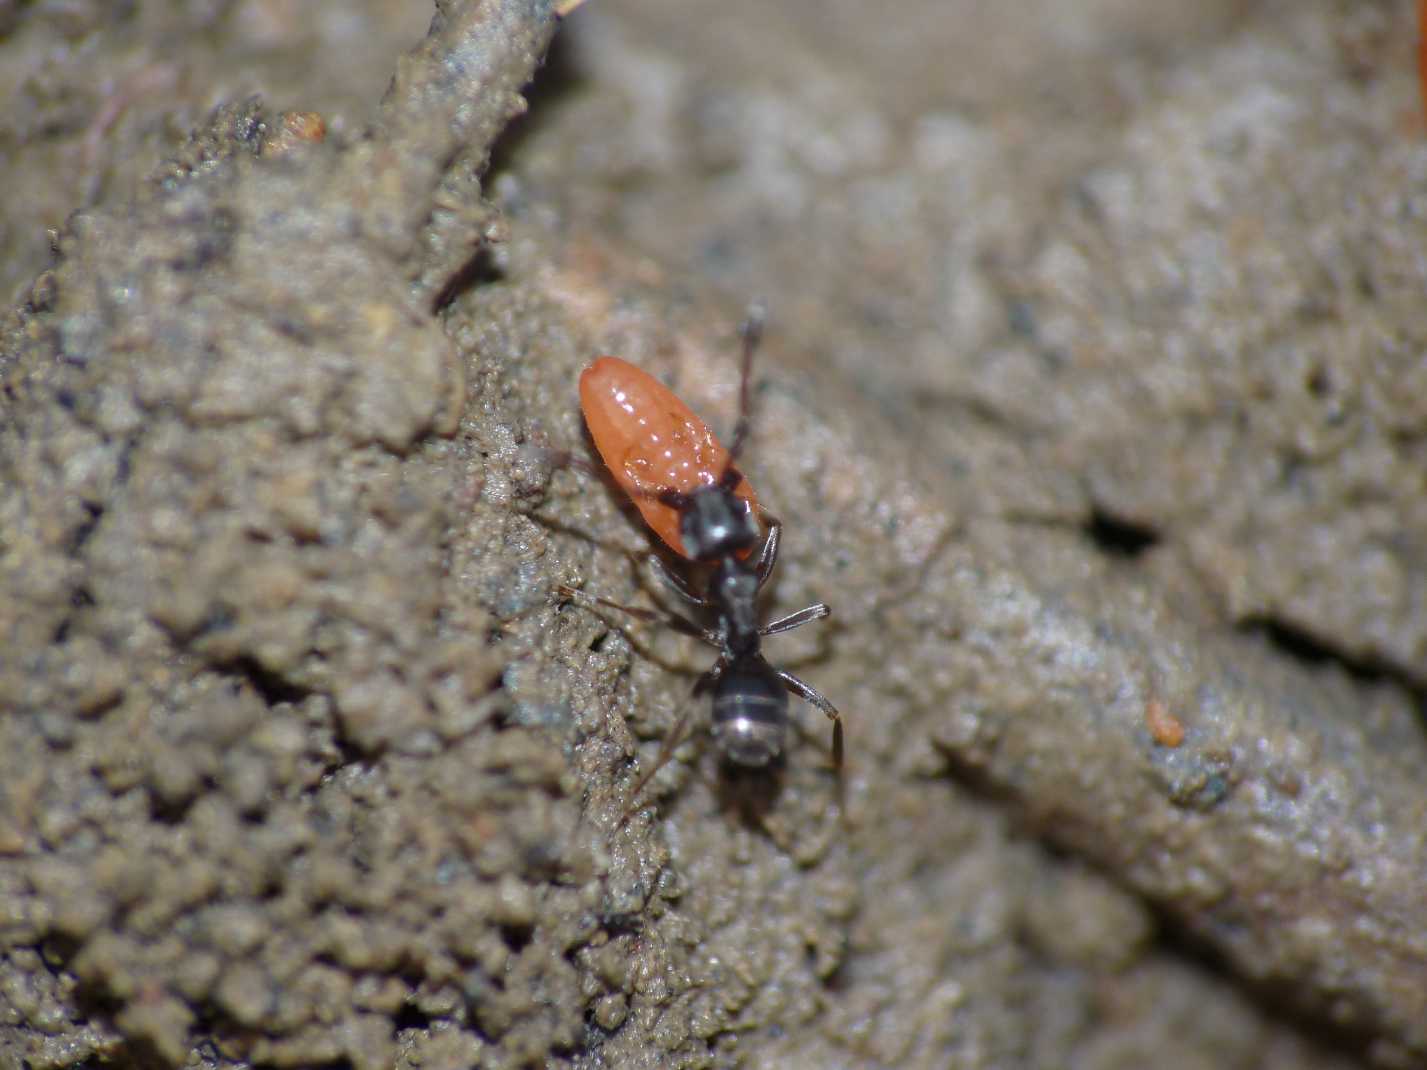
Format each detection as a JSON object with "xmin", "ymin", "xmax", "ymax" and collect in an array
[{"xmin": 562, "ymin": 306, "xmax": 843, "ymax": 815}]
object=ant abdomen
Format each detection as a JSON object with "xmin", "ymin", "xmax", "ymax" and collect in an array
[{"xmin": 710, "ymin": 656, "xmax": 789, "ymax": 767}]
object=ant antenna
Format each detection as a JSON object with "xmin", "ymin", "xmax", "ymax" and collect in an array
[{"xmin": 723, "ymin": 301, "xmax": 766, "ymax": 466}]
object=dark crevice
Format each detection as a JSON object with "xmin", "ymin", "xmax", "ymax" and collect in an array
[
  {"xmin": 431, "ymin": 244, "xmax": 504, "ymax": 313},
  {"xmin": 66, "ymin": 502, "xmax": 104, "ymax": 554},
  {"xmin": 38, "ymin": 934, "xmax": 84, "ymax": 973},
  {"xmin": 147, "ymin": 790, "xmax": 196, "ymax": 827},
  {"xmin": 931, "ymin": 740, "xmax": 1394, "ymax": 1065},
  {"xmin": 1305, "ymin": 363, "xmax": 1331, "ymax": 398},
  {"xmin": 1146, "ymin": 899, "xmax": 1392, "ymax": 1067},
  {"xmin": 94, "ymin": 1035, "xmax": 174, "ymax": 1070},
  {"xmin": 227, "ymin": 655, "xmax": 311, "ymax": 707},
  {"xmin": 485, "ymin": 28, "xmax": 582, "ymax": 185},
  {"xmin": 329, "ymin": 733, "xmax": 367, "ymax": 772},
  {"xmin": 114, "ymin": 437, "xmax": 135, "ymax": 485},
  {"xmin": 392, "ymin": 1000, "xmax": 435, "ymax": 1034},
  {"xmin": 1241, "ymin": 615, "xmax": 1396, "ymax": 687},
  {"xmin": 51, "ymin": 587, "xmax": 96, "ymax": 644},
  {"xmin": 1083, "ymin": 505, "xmax": 1159, "ymax": 558},
  {"xmin": 499, "ymin": 922, "xmax": 534, "ymax": 953},
  {"xmin": 428, "ymin": 21, "xmax": 582, "ymax": 318},
  {"xmin": 598, "ymin": 911, "xmax": 645, "ymax": 937}
]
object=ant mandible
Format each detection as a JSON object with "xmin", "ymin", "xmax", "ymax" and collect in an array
[{"xmin": 563, "ymin": 306, "xmax": 843, "ymax": 814}]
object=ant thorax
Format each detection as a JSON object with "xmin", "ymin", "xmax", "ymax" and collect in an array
[{"xmin": 708, "ymin": 560, "xmax": 762, "ymax": 656}]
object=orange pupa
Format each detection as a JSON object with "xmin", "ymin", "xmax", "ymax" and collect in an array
[{"xmin": 579, "ymin": 355, "xmax": 760, "ymax": 558}]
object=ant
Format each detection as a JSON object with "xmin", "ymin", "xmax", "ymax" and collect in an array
[{"xmin": 561, "ymin": 306, "xmax": 843, "ymax": 815}]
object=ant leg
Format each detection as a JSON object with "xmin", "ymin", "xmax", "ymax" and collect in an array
[
  {"xmin": 753, "ymin": 514, "xmax": 781, "ymax": 589},
  {"xmin": 620, "ymin": 661, "xmax": 727, "ymax": 824},
  {"xmin": 725, "ymin": 301, "xmax": 767, "ymax": 463},
  {"xmin": 557, "ymin": 584, "xmax": 663, "ymax": 624},
  {"xmin": 556, "ymin": 585, "xmax": 719, "ymax": 647},
  {"xmin": 775, "ymin": 668, "xmax": 843, "ymax": 771},
  {"xmin": 761, "ymin": 601, "xmax": 830, "ymax": 636},
  {"xmin": 648, "ymin": 554, "xmax": 710, "ymax": 609},
  {"xmin": 619, "ymin": 703, "xmax": 696, "ymax": 825}
]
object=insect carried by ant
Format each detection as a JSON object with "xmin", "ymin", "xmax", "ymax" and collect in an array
[{"xmin": 560, "ymin": 304, "xmax": 843, "ymax": 816}]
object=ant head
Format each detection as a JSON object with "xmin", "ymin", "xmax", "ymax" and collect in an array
[{"xmin": 665, "ymin": 479, "xmax": 760, "ymax": 562}]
